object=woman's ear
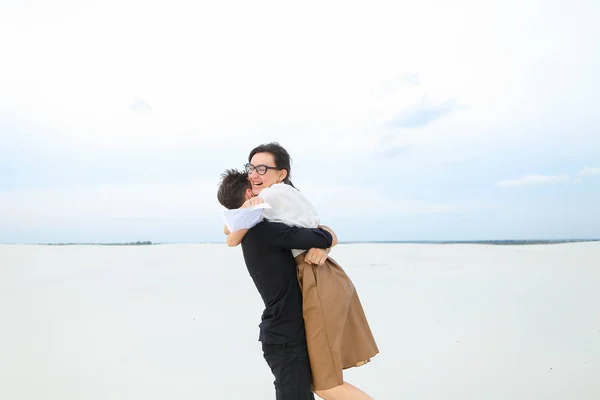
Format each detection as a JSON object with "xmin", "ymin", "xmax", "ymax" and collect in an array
[{"xmin": 279, "ymin": 169, "xmax": 288, "ymax": 182}]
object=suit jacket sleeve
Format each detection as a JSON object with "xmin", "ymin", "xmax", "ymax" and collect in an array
[{"xmin": 273, "ymin": 224, "xmax": 333, "ymax": 250}]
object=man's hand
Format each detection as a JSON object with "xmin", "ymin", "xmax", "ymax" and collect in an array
[
  {"xmin": 241, "ymin": 197, "xmax": 264, "ymax": 208},
  {"xmin": 304, "ymin": 248, "xmax": 330, "ymax": 266}
]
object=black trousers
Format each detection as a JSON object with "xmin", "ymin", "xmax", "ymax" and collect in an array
[{"xmin": 262, "ymin": 341, "xmax": 315, "ymax": 400}]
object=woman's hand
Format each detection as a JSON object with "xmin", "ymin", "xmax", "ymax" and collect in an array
[
  {"xmin": 304, "ymin": 248, "xmax": 330, "ymax": 266},
  {"xmin": 241, "ymin": 197, "xmax": 264, "ymax": 208}
]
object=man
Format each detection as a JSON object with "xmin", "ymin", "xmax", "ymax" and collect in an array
[{"xmin": 217, "ymin": 169, "xmax": 337, "ymax": 399}]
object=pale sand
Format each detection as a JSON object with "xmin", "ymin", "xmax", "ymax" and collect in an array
[{"xmin": 1, "ymin": 242, "xmax": 599, "ymax": 399}]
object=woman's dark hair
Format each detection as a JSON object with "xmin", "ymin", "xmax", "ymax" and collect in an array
[{"xmin": 248, "ymin": 142, "xmax": 296, "ymax": 188}]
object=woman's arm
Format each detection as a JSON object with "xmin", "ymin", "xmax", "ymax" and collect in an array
[
  {"xmin": 223, "ymin": 197, "xmax": 265, "ymax": 238},
  {"xmin": 226, "ymin": 229, "xmax": 249, "ymax": 247},
  {"xmin": 259, "ymin": 184, "xmax": 336, "ymax": 263}
]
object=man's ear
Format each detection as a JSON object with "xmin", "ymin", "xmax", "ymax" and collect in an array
[{"xmin": 245, "ymin": 188, "xmax": 254, "ymax": 199}]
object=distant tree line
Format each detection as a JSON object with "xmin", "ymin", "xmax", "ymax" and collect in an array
[
  {"xmin": 43, "ymin": 241, "xmax": 154, "ymax": 246},
  {"xmin": 103, "ymin": 241, "xmax": 153, "ymax": 246},
  {"xmin": 340, "ymin": 239, "xmax": 600, "ymax": 245}
]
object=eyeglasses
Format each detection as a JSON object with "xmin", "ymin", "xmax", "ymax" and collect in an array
[{"xmin": 244, "ymin": 163, "xmax": 280, "ymax": 175}]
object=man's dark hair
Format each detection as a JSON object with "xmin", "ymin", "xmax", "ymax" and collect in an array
[
  {"xmin": 248, "ymin": 142, "xmax": 296, "ymax": 188},
  {"xmin": 217, "ymin": 169, "xmax": 251, "ymax": 209}
]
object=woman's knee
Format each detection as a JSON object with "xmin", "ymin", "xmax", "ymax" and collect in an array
[
  {"xmin": 314, "ymin": 384, "xmax": 344, "ymax": 400},
  {"xmin": 314, "ymin": 382, "xmax": 373, "ymax": 400}
]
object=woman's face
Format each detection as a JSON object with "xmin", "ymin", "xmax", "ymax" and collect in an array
[{"xmin": 247, "ymin": 152, "xmax": 287, "ymax": 195}]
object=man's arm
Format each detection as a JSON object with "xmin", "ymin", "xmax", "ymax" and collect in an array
[
  {"xmin": 272, "ymin": 223, "xmax": 333, "ymax": 251},
  {"xmin": 317, "ymin": 225, "xmax": 338, "ymax": 247},
  {"xmin": 303, "ymin": 225, "xmax": 338, "ymax": 265}
]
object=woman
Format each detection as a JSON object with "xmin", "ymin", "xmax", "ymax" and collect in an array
[{"xmin": 242, "ymin": 142, "xmax": 379, "ymax": 400}]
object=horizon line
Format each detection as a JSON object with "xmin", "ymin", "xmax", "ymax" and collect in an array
[{"xmin": 2, "ymin": 238, "xmax": 599, "ymax": 246}]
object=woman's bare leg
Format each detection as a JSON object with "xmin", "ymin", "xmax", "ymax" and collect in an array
[{"xmin": 314, "ymin": 381, "xmax": 373, "ymax": 400}]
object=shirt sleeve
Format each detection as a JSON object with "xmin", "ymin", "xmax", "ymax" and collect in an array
[
  {"xmin": 259, "ymin": 184, "xmax": 320, "ymax": 228},
  {"xmin": 272, "ymin": 224, "xmax": 333, "ymax": 250}
]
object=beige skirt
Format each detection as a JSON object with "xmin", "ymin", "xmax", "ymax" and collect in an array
[{"xmin": 295, "ymin": 254, "xmax": 379, "ymax": 391}]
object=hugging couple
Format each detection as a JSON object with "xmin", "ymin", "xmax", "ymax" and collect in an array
[{"xmin": 217, "ymin": 142, "xmax": 379, "ymax": 400}]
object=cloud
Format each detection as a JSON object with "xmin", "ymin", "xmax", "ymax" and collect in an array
[
  {"xmin": 0, "ymin": 182, "xmax": 465, "ymax": 230},
  {"xmin": 497, "ymin": 167, "xmax": 600, "ymax": 188},
  {"xmin": 372, "ymin": 132, "xmax": 411, "ymax": 159},
  {"xmin": 0, "ymin": 183, "xmax": 222, "ymax": 224},
  {"xmin": 129, "ymin": 97, "xmax": 152, "ymax": 112},
  {"xmin": 496, "ymin": 174, "xmax": 570, "ymax": 187},
  {"xmin": 298, "ymin": 184, "xmax": 467, "ymax": 218},
  {"xmin": 402, "ymin": 73, "xmax": 422, "ymax": 86},
  {"xmin": 372, "ymin": 73, "xmax": 421, "ymax": 95},
  {"xmin": 389, "ymin": 97, "xmax": 467, "ymax": 129},
  {"xmin": 0, "ymin": 180, "xmax": 490, "ymax": 243},
  {"xmin": 578, "ymin": 167, "xmax": 600, "ymax": 177},
  {"xmin": 376, "ymin": 144, "xmax": 409, "ymax": 159},
  {"xmin": 369, "ymin": 93, "xmax": 470, "ymax": 160}
]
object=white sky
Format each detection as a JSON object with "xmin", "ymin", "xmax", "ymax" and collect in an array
[{"xmin": 1, "ymin": 0, "xmax": 599, "ymax": 242}]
